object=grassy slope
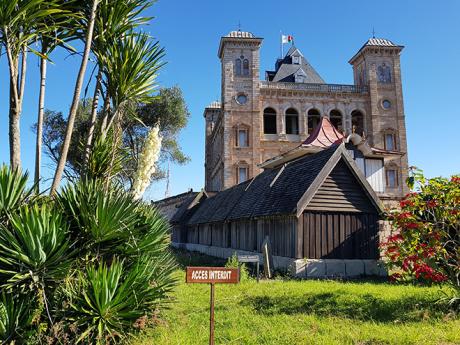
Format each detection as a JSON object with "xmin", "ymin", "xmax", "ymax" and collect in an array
[
  {"xmin": 134, "ymin": 271, "xmax": 459, "ymax": 345},
  {"xmin": 133, "ymin": 252, "xmax": 459, "ymax": 344}
]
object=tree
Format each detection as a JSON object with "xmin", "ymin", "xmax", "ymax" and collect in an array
[
  {"xmin": 83, "ymin": 0, "xmax": 153, "ymax": 167},
  {"xmin": 50, "ymin": 0, "xmax": 99, "ymax": 195},
  {"xmin": 37, "ymin": 86, "xmax": 190, "ymax": 187},
  {"xmin": 0, "ymin": 0, "xmax": 63, "ymax": 170},
  {"xmin": 383, "ymin": 168, "xmax": 460, "ymax": 307},
  {"xmin": 34, "ymin": 0, "xmax": 77, "ymax": 191}
]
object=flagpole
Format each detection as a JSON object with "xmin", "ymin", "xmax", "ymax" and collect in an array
[{"xmin": 280, "ymin": 31, "xmax": 283, "ymax": 58}]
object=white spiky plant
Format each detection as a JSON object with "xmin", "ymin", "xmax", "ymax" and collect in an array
[{"xmin": 132, "ymin": 125, "xmax": 162, "ymax": 200}]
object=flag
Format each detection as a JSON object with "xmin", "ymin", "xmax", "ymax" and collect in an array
[{"xmin": 281, "ymin": 35, "xmax": 294, "ymax": 44}]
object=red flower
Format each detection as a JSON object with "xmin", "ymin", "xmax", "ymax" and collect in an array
[
  {"xmin": 387, "ymin": 233, "xmax": 404, "ymax": 242},
  {"xmin": 451, "ymin": 176, "xmax": 460, "ymax": 183},
  {"xmin": 405, "ymin": 222, "xmax": 419, "ymax": 229},
  {"xmin": 400, "ymin": 199, "xmax": 415, "ymax": 208},
  {"xmin": 398, "ymin": 212, "xmax": 412, "ymax": 219},
  {"xmin": 389, "ymin": 273, "xmax": 402, "ymax": 282},
  {"xmin": 426, "ymin": 200, "xmax": 437, "ymax": 208}
]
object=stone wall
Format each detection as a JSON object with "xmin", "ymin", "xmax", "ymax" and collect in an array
[{"xmin": 173, "ymin": 242, "xmax": 387, "ymax": 278}]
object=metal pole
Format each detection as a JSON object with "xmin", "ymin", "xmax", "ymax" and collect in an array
[
  {"xmin": 209, "ymin": 283, "xmax": 215, "ymax": 345},
  {"xmin": 256, "ymin": 261, "xmax": 260, "ymax": 283}
]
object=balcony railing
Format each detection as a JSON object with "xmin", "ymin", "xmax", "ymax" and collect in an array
[{"xmin": 260, "ymin": 81, "xmax": 368, "ymax": 94}]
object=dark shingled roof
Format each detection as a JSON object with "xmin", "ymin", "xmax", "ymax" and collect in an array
[
  {"xmin": 187, "ymin": 146, "xmax": 339, "ymax": 225},
  {"xmin": 267, "ymin": 45, "xmax": 324, "ymax": 84}
]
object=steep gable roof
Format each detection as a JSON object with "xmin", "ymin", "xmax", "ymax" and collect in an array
[
  {"xmin": 170, "ymin": 190, "xmax": 208, "ymax": 224},
  {"xmin": 269, "ymin": 45, "xmax": 324, "ymax": 84},
  {"xmin": 186, "ymin": 145, "xmax": 382, "ymax": 226}
]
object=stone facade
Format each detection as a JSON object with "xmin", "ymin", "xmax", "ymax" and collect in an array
[{"xmin": 204, "ymin": 31, "xmax": 409, "ymax": 204}]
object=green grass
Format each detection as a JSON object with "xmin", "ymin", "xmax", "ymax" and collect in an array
[{"xmin": 134, "ymin": 253, "xmax": 459, "ymax": 345}]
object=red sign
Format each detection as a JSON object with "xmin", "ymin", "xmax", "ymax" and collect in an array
[{"xmin": 186, "ymin": 267, "xmax": 239, "ymax": 284}]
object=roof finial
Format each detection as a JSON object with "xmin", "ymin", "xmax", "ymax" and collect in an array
[
  {"xmin": 238, "ymin": 20, "xmax": 241, "ymax": 31},
  {"xmin": 372, "ymin": 27, "xmax": 375, "ymax": 38}
]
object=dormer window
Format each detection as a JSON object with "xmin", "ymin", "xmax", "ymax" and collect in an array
[{"xmin": 292, "ymin": 55, "xmax": 300, "ymax": 64}]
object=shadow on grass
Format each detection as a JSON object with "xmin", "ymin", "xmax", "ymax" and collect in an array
[
  {"xmin": 241, "ymin": 292, "xmax": 448, "ymax": 322},
  {"xmin": 172, "ymin": 248, "xmax": 227, "ymax": 269}
]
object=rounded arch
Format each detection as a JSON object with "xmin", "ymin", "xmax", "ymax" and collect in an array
[
  {"xmin": 285, "ymin": 108, "xmax": 299, "ymax": 135},
  {"xmin": 235, "ymin": 58, "xmax": 242, "ymax": 76},
  {"xmin": 351, "ymin": 109, "xmax": 364, "ymax": 136},
  {"xmin": 242, "ymin": 59, "xmax": 250, "ymax": 76},
  {"xmin": 263, "ymin": 107, "xmax": 277, "ymax": 134},
  {"xmin": 307, "ymin": 108, "xmax": 321, "ymax": 134},
  {"xmin": 329, "ymin": 109, "xmax": 343, "ymax": 133}
]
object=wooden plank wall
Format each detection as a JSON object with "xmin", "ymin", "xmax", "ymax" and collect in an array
[
  {"xmin": 184, "ymin": 215, "xmax": 297, "ymax": 258},
  {"xmin": 306, "ymin": 160, "xmax": 377, "ymax": 213},
  {"xmin": 302, "ymin": 211, "xmax": 379, "ymax": 259}
]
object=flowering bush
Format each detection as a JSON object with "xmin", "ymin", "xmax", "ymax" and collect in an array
[{"xmin": 383, "ymin": 168, "xmax": 459, "ymax": 298}]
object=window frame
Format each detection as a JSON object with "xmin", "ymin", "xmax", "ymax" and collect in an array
[
  {"xmin": 235, "ymin": 58, "xmax": 242, "ymax": 76},
  {"xmin": 385, "ymin": 168, "xmax": 399, "ymax": 188},
  {"xmin": 242, "ymin": 59, "xmax": 250, "ymax": 76},
  {"xmin": 307, "ymin": 109, "xmax": 321, "ymax": 134},
  {"xmin": 384, "ymin": 132, "xmax": 396, "ymax": 151},
  {"xmin": 263, "ymin": 108, "xmax": 277, "ymax": 134},
  {"xmin": 235, "ymin": 126, "xmax": 249, "ymax": 148},
  {"xmin": 285, "ymin": 108, "xmax": 299, "ymax": 135},
  {"xmin": 236, "ymin": 165, "xmax": 249, "ymax": 184}
]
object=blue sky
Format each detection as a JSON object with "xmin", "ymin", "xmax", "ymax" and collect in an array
[{"xmin": 1, "ymin": 0, "xmax": 459, "ymax": 201}]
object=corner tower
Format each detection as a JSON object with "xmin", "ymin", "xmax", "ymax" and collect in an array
[
  {"xmin": 217, "ymin": 30, "xmax": 263, "ymax": 190},
  {"xmin": 349, "ymin": 38, "xmax": 409, "ymax": 201}
]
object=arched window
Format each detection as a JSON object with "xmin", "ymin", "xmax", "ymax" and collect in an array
[
  {"xmin": 307, "ymin": 109, "xmax": 320, "ymax": 134},
  {"xmin": 329, "ymin": 109, "xmax": 343, "ymax": 132},
  {"xmin": 243, "ymin": 59, "xmax": 250, "ymax": 76},
  {"xmin": 285, "ymin": 108, "xmax": 299, "ymax": 135},
  {"xmin": 263, "ymin": 107, "xmax": 277, "ymax": 134},
  {"xmin": 351, "ymin": 110, "xmax": 364, "ymax": 136},
  {"xmin": 235, "ymin": 58, "xmax": 242, "ymax": 76}
]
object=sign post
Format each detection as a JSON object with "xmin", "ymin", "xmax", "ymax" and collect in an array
[
  {"xmin": 186, "ymin": 267, "xmax": 239, "ymax": 345},
  {"xmin": 237, "ymin": 255, "xmax": 260, "ymax": 282}
]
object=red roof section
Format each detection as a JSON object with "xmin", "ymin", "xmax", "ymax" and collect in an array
[{"xmin": 302, "ymin": 117, "xmax": 344, "ymax": 148}]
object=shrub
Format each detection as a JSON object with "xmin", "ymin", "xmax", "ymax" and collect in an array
[
  {"xmin": 225, "ymin": 253, "xmax": 250, "ymax": 281},
  {"xmin": 61, "ymin": 257, "xmax": 174, "ymax": 344},
  {"xmin": 383, "ymin": 168, "xmax": 459, "ymax": 307},
  {"xmin": 0, "ymin": 167, "xmax": 177, "ymax": 343},
  {"xmin": 0, "ymin": 204, "xmax": 73, "ymax": 292},
  {"xmin": 0, "ymin": 292, "xmax": 32, "ymax": 343}
]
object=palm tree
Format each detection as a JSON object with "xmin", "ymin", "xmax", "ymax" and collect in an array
[
  {"xmin": 34, "ymin": 0, "xmax": 77, "ymax": 191},
  {"xmin": 50, "ymin": 0, "xmax": 99, "ymax": 195},
  {"xmin": 83, "ymin": 0, "xmax": 153, "ymax": 168},
  {"xmin": 100, "ymin": 32, "xmax": 165, "ymax": 135},
  {"xmin": 0, "ymin": 0, "xmax": 63, "ymax": 170}
]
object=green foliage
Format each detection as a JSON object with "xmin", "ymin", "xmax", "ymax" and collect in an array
[
  {"xmin": 0, "ymin": 292, "xmax": 31, "ymax": 343},
  {"xmin": 83, "ymin": 132, "xmax": 125, "ymax": 181},
  {"xmin": 0, "ymin": 166, "xmax": 177, "ymax": 343},
  {"xmin": 38, "ymin": 86, "xmax": 190, "ymax": 187},
  {"xmin": 0, "ymin": 164, "xmax": 31, "ymax": 218},
  {"xmin": 0, "ymin": 203, "xmax": 72, "ymax": 290},
  {"xmin": 383, "ymin": 168, "xmax": 460, "ymax": 307},
  {"xmin": 135, "ymin": 270, "xmax": 460, "ymax": 345},
  {"xmin": 225, "ymin": 253, "xmax": 250, "ymax": 281},
  {"xmin": 62, "ymin": 257, "xmax": 174, "ymax": 344}
]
